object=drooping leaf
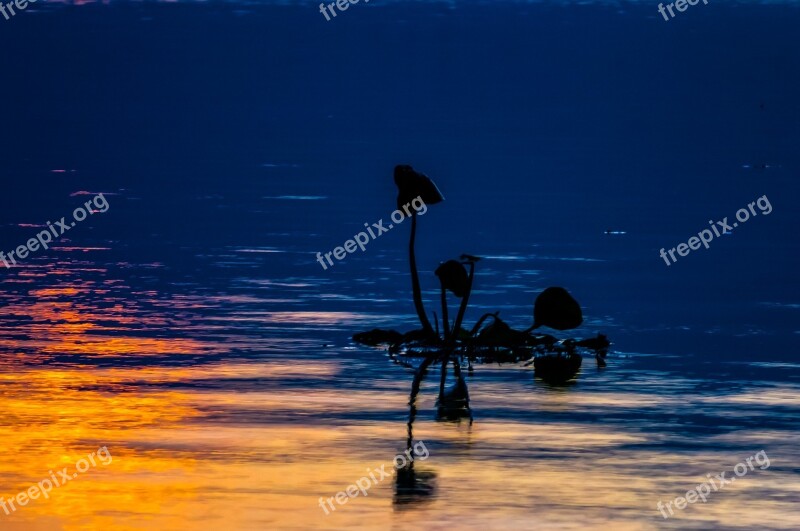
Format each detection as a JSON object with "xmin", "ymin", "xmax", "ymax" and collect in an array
[
  {"xmin": 435, "ymin": 260, "xmax": 469, "ymax": 298},
  {"xmin": 475, "ymin": 316, "xmax": 528, "ymax": 347},
  {"xmin": 394, "ymin": 165, "xmax": 445, "ymax": 210},
  {"xmin": 533, "ymin": 287, "xmax": 583, "ymax": 331}
]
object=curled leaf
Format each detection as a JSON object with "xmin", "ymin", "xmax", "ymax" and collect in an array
[
  {"xmin": 533, "ymin": 287, "xmax": 583, "ymax": 331},
  {"xmin": 435, "ymin": 260, "xmax": 469, "ymax": 298}
]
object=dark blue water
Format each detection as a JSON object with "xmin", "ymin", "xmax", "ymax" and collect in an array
[{"xmin": 0, "ymin": 1, "xmax": 798, "ymax": 529}]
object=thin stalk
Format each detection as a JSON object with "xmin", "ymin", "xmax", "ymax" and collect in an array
[
  {"xmin": 469, "ymin": 312, "xmax": 499, "ymax": 337},
  {"xmin": 440, "ymin": 286, "xmax": 450, "ymax": 342},
  {"xmin": 464, "ymin": 311, "xmax": 499, "ymax": 366},
  {"xmin": 522, "ymin": 323, "xmax": 540, "ymax": 334},
  {"xmin": 451, "ymin": 262, "xmax": 475, "ymax": 344},
  {"xmin": 436, "ymin": 345, "xmax": 455, "ymax": 405},
  {"xmin": 409, "ymin": 213, "xmax": 434, "ymax": 336}
]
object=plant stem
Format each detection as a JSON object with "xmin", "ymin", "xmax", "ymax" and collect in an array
[
  {"xmin": 440, "ymin": 286, "xmax": 450, "ymax": 342},
  {"xmin": 451, "ymin": 262, "xmax": 475, "ymax": 344},
  {"xmin": 409, "ymin": 213, "xmax": 434, "ymax": 336},
  {"xmin": 469, "ymin": 312, "xmax": 499, "ymax": 337}
]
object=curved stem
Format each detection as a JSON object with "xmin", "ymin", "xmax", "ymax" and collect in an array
[
  {"xmin": 451, "ymin": 262, "xmax": 475, "ymax": 344},
  {"xmin": 522, "ymin": 323, "xmax": 540, "ymax": 334},
  {"xmin": 440, "ymin": 285, "xmax": 450, "ymax": 342},
  {"xmin": 469, "ymin": 311, "xmax": 499, "ymax": 337},
  {"xmin": 409, "ymin": 213, "xmax": 434, "ymax": 336},
  {"xmin": 464, "ymin": 311, "xmax": 499, "ymax": 364}
]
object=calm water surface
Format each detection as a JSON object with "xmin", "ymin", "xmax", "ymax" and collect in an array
[{"xmin": 0, "ymin": 1, "xmax": 799, "ymax": 529}]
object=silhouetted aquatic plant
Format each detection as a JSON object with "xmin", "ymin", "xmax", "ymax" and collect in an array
[
  {"xmin": 394, "ymin": 165, "xmax": 444, "ymax": 339},
  {"xmin": 353, "ymin": 165, "xmax": 611, "ymax": 409}
]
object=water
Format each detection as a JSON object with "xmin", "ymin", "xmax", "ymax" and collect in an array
[{"xmin": 0, "ymin": 1, "xmax": 799, "ymax": 529}]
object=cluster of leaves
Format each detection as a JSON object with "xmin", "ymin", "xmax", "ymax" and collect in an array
[
  {"xmin": 354, "ymin": 297, "xmax": 610, "ymax": 384},
  {"xmin": 352, "ymin": 165, "xmax": 610, "ymax": 384}
]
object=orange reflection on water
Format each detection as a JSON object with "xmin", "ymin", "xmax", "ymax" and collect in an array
[
  {"xmin": 1, "ymin": 357, "xmax": 799, "ymax": 530},
  {"xmin": 1, "ymin": 275, "xmax": 798, "ymax": 529},
  {"xmin": 0, "ymin": 285, "xmax": 218, "ymax": 359}
]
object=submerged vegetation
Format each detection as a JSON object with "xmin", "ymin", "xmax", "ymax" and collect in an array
[{"xmin": 353, "ymin": 165, "xmax": 611, "ymax": 417}]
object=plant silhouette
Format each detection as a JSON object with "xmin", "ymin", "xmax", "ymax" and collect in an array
[{"xmin": 354, "ymin": 165, "xmax": 611, "ymax": 416}]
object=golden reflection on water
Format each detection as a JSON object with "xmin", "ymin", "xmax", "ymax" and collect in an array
[
  {"xmin": 1, "ymin": 355, "xmax": 799, "ymax": 530},
  {"xmin": 1, "ymin": 272, "xmax": 799, "ymax": 529}
]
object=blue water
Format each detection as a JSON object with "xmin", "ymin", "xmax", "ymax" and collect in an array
[{"xmin": 0, "ymin": 1, "xmax": 798, "ymax": 529}]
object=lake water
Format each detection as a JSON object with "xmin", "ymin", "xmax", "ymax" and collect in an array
[{"xmin": 0, "ymin": 1, "xmax": 798, "ymax": 529}]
